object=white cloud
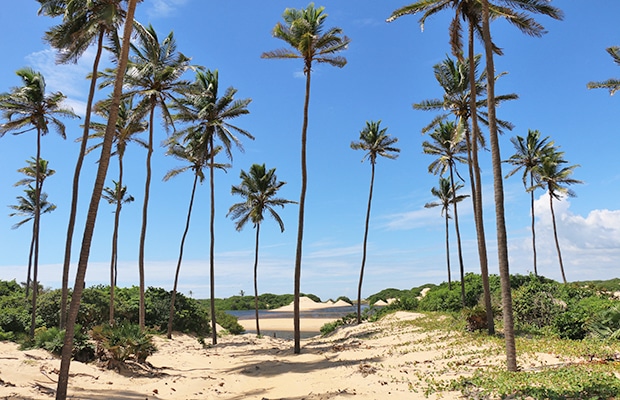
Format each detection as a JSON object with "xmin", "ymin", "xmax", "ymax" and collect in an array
[
  {"xmin": 508, "ymin": 193, "xmax": 620, "ymax": 281},
  {"xmin": 24, "ymin": 47, "xmax": 98, "ymax": 117},
  {"xmin": 147, "ymin": 0, "xmax": 189, "ymax": 19}
]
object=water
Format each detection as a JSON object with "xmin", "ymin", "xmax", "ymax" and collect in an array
[{"xmin": 226, "ymin": 305, "xmax": 364, "ymax": 339}]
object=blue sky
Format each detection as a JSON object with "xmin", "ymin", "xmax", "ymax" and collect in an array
[{"xmin": 0, "ymin": 1, "xmax": 618, "ymax": 301}]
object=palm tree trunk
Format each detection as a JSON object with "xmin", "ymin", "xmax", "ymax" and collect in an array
[
  {"xmin": 29, "ymin": 128, "xmax": 42, "ymax": 339},
  {"xmin": 138, "ymin": 101, "xmax": 156, "ymax": 331},
  {"xmin": 55, "ymin": 2, "xmax": 137, "ymax": 397},
  {"xmin": 449, "ymin": 164, "xmax": 465, "ymax": 306},
  {"xmin": 209, "ymin": 136, "xmax": 217, "ymax": 345},
  {"xmin": 480, "ymin": 0, "xmax": 517, "ymax": 372},
  {"xmin": 25, "ymin": 223, "xmax": 35, "ymax": 299},
  {"xmin": 530, "ymin": 174, "xmax": 538, "ymax": 276},
  {"xmin": 357, "ymin": 162, "xmax": 375, "ymax": 324},
  {"xmin": 468, "ymin": 21, "xmax": 494, "ymax": 335},
  {"xmin": 294, "ymin": 62, "xmax": 312, "ymax": 354},
  {"xmin": 61, "ymin": 28, "xmax": 105, "ymax": 330},
  {"xmin": 167, "ymin": 173, "xmax": 198, "ymax": 339},
  {"xmin": 109, "ymin": 156, "xmax": 124, "ymax": 325},
  {"xmin": 254, "ymin": 223, "xmax": 261, "ymax": 336},
  {"xmin": 444, "ymin": 205, "xmax": 451, "ymax": 291},
  {"xmin": 549, "ymin": 194, "xmax": 567, "ymax": 284}
]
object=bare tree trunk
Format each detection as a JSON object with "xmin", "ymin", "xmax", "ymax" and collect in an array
[
  {"xmin": 480, "ymin": 0, "xmax": 517, "ymax": 372},
  {"xmin": 29, "ymin": 128, "xmax": 42, "ymax": 339},
  {"xmin": 167, "ymin": 173, "xmax": 198, "ymax": 339},
  {"xmin": 468, "ymin": 21, "xmax": 494, "ymax": 335},
  {"xmin": 530, "ymin": 174, "xmax": 538, "ymax": 276},
  {"xmin": 444, "ymin": 203, "xmax": 451, "ymax": 290},
  {"xmin": 138, "ymin": 101, "xmax": 156, "ymax": 331},
  {"xmin": 357, "ymin": 162, "xmax": 375, "ymax": 324},
  {"xmin": 109, "ymin": 155, "xmax": 125, "ymax": 325},
  {"xmin": 61, "ymin": 28, "xmax": 105, "ymax": 329},
  {"xmin": 25, "ymin": 223, "xmax": 35, "ymax": 299},
  {"xmin": 294, "ymin": 61, "xmax": 312, "ymax": 354},
  {"xmin": 254, "ymin": 223, "xmax": 261, "ymax": 336},
  {"xmin": 55, "ymin": 3, "xmax": 137, "ymax": 397},
  {"xmin": 209, "ymin": 136, "xmax": 217, "ymax": 345},
  {"xmin": 549, "ymin": 194, "xmax": 567, "ymax": 284},
  {"xmin": 449, "ymin": 164, "xmax": 465, "ymax": 306}
]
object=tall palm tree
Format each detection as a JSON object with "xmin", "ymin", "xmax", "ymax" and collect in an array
[
  {"xmin": 422, "ymin": 121, "xmax": 468, "ymax": 304},
  {"xmin": 56, "ymin": 1, "xmax": 138, "ymax": 397},
  {"xmin": 163, "ymin": 130, "xmax": 228, "ymax": 339},
  {"xmin": 414, "ymin": 54, "xmax": 516, "ymax": 333},
  {"xmin": 425, "ymin": 177, "xmax": 468, "ymax": 297},
  {"xmin": 228, "ymin": 164, "xmax": 295, "ymax": 336},
  {"xmin": 37, "ymin": 0, "xmax": 128, "ymax": 329},
  {"xmin": 587, "ymin": 46, "xmax": 620, "ymax": 95},
  {"xmin": 102, "ymin": 22, "xmax": 194, "ymax": 330},
  {"xmin": 13, "ymin": 158, "xmax": 56, "ymax": 300},
  {"xmin": 388, "ymin": 0, "xmax": 561, "ymax": 338},
  {"xmin": 262, "ymin": 4, "xmax": 350, "ymax": 353},
  {"xmin": 504, "ymin": 129, "xmax": 555, "ymax": 276},
  {"xmin": 0, "ymin": 68, "xmax": 76, "ymax": 339},
  {"xmin": 101, "ymin": 180, "xmax": 134, "ymax": 324},
  {"xmin": 89, "ymin": 96, "xmax": 146, "ymax": 324},
  {"xmin": 174, "ymin": 69, "xmax": 252, "ymax": 344},
  {"xmin": 350, "ymin": 120, "xmax": 399, "ymax": 323},
  {"xmin": 533, "ymin": 152, "xmax": 582, "ymax": 284},
  {"xmin": 9, "ymin": 186, "xmax": 56, "ymax": 302}
]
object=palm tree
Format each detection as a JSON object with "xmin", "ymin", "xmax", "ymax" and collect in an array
[
  {"xmin": 479, "ymin": 0, "xmax": 562, "ymax": 372},
  {"xmin": 9, "ymin": 186, "xmax": 56, "ymax": 306},
  {"xmin": 425, "ymin": 177, "xmax": 468, "ymax": 298},
  {"xmin": 422, "ymin": 121, "xmax": 468, "ymax": 304},
  {"xmin": 504, "ymin": 129, "xmax": 555, "ymax": 276},
  {"xmin": 56, "ymin": 1, "xmax": 138, "ymax": 397},
  {"xmin": 587, "ymin": 46, "xmax": 620, "ymax": 95},
  {"xmin": 533, "ymin": 152, "xmax": 582, "ymax": 284},
  {"xmin": 228, "ymin": 163, "xmax": 295, "ymax": 336},
  {"xmin": 101, "ymin": 22, "xmax": 194, "ymax": 330},
  {"xmin": 0, "ymin": 69, "xmax": 76, "ymax": 339},
  {"xmin": 414, "ymin": 54, "xmax": 516, "ymax": 333},
  {"xmin": 101, "ymin": 180, "xmax": 134, "ymax": 324},
  {"xmin": 174, "ymin": 69, "xmax": 252, "ymax": 344},
  {"xmin": 262, "ymin": 4, "xmax": 350, "ymax": 353},
  {"xmin": 88, "ymin": 96, "xmax": 147, "ymax": 325},
  {"xmin": 350, "ymin": 120, "xmax": 400, "ymax": 323},
  {"xmin": 163, "ymin": 130, "xmax": 228, "ymax": 339},
  {"xmin": 13, "ymin": 158, "xmax": 56, "ymax": 300},
  {"xmin": 37, "ymin": 0, "xmax": 128, "ymax": 330},
  {"xmin": 388, "ymin": 0, "xmax": 561, "ymax": 339}
]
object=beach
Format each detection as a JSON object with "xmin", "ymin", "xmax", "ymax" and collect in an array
[{"xmin": 0, "ymin": 298, "xmax": 580, "ymax": 399}]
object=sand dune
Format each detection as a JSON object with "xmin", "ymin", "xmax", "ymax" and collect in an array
[{"xmin": 0, "ymin": 311, "xmax": 577, "ymax": 399}]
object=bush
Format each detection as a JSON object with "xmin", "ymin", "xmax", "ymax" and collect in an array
[
  {"xmin": 215, "ymin": 310, "xmax": 244, "ymax": 334},
  {"xmin": 0, "ymin": 294, "xmax": 30, "ymax": 334},
  {"xmin": 513, "ymin": 280, "xmax": 564, "ymax": 329},
  {"xmin": 27, "ymin": 325, "xmax": 95, "ymax": 362},
  {"xmin": 91, "ymin": 322, "xmax": 156, "ymax": 367}
]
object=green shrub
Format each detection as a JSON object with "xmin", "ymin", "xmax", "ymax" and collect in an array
[
  {"xmin": 91, "ymin": 322, "xmax": 156, "ymax": 366},
  {"xmin": 513, "ymin": 280, "xmax": 564, "ymax": 329},
  {"xmin": 0, "ymin": 293, "xmax": 30, "ymax": 334},
  {"xmin": 588, "ymin": 304, "xmax": 620, "ymax": 340},
  {"xmin": 26, "ymin": 324, "xmax": 95, "ymax": 361},
  {"xmin": 419, "ymin": 286, "xmax": 462, "ymax": 312}
]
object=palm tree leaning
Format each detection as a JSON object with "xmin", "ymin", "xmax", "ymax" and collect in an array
[
  {"xmin": 174, "ymin": 69, "xmax": 253, "ymax": 344},
  {"xmin": 103, "ymin": 22, "xmax": 194, "ymax": 330},
  {"xmin": 425, "ymin": 177, "xmax": 468, "ymax": 300},
  {"xmin": 422, "ymin": 120, "xmax": 468, "ymax": 304},
  {"xmin": 350, "ymin": 120, "xmax": 399, "ymax": 324},
  {"xmin": 533, "ymin": 151, "xmax": 582, "ymax": 284},
  {"xmin": 504, "ymin": 129, "xmax": 555, "ymax": 276},
  {"xmin": 89, "ymin": 96, "xmax": 147, "ymax": 324},
  {"xmin": 101, "ymin": 180, "xmax": 134, "ymax": 324},
  {"xmin": 228, "ymin": 164, "xmax": 296, "ymax": 336},
  {"xmin": 12, "ymin": 157, "xmax": 56, "ymax": 300},
  {"xmin": 37, "ymin": 0, "xmax": 128, "ymax": 329},
  {"xmin": 262, "ymin": 4, "xmax": 350, "ymax": 353},
  {"xmin": 163, "ymin": 131, "xmax": 228, "ymax": 340},
  {"xmin": 587, "ymin": 46, "xmax": 620, "ymax": 95},
  {"xmin": 56, "ymin": 1, "xmax": 138, "ymax": 397},
  {"xmin": 0, "ymin": 68, "xmax": 77, "ymax": 338}
]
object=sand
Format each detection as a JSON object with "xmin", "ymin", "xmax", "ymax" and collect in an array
[{"xmin": 0, "ymin": 308, "xmax": 581, "ymax": 399}]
